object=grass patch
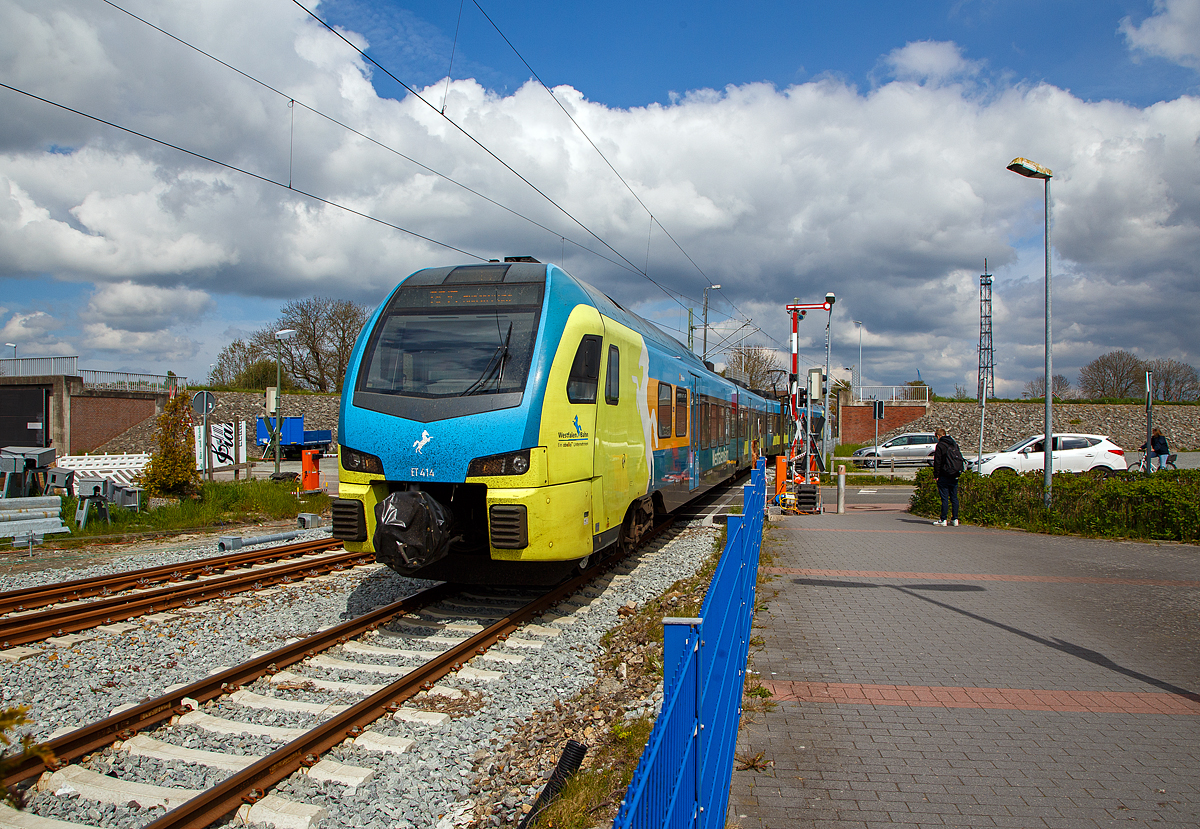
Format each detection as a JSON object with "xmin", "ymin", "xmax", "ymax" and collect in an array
[
  {"xmin": 40, "ymin": 479, "xmax": 330, "ymax": 546},
  {"xmin": 834, "ymin": 442, "xmax": 865, "ymax": 457}
]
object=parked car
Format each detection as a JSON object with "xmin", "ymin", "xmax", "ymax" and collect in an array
[
  {"xmin": 971, "ymin": 433, "xmax": 1125, "ymax": 475},
  {"xmin": 852, "ymin": 432, "xmax": 937, "ymax": 468}
]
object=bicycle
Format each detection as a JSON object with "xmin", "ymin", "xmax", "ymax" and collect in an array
[{"xmin": 1127, "ymin": 452, "xmax": 1178, "ymax": 473}]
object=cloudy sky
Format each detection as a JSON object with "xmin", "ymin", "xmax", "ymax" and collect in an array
[{"xmin": 1, "ymin": 0, "xmax": 1198, "ymax": 396}]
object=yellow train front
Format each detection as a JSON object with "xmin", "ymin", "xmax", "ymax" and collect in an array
[{"xmin": 331, "ymin": 261, "xmax": 783, "ymax": 584}]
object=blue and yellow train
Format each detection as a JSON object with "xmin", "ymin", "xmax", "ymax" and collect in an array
[{"xmin": 331, "ymin": 259, "xmax": 785, "ymax": 583}]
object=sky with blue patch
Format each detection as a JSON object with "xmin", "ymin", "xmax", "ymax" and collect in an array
[{"xmin": 1, "ymin": 0, "xmax": 1198, "ymax": 398}]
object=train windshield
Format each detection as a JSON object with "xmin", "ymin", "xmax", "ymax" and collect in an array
[{"xmin": 358, "ymin": 283, "xmax": 543, "ymax": 399}]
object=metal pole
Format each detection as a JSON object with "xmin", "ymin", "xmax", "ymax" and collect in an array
[
  {"xmin": 274, "ymin": 340, "xmax": 282, "ymax": 477},
  {"xmin": 857, "ymin": 323, "xmax": 863, "ymax": 394},
  {"xmin": 1145, "ymin": 370, "xmax": 1153, "ymax": 475},
  {"xmin": 1043, "ymin": 176, "xmax": 1053, "ymax": 508},
  {"xmin": 823, "ymin": 311, "xmax": 832, "ymax": 474},
  {"xmin": 702, "ymin": 287, "xmax": 710, "ymax": 361}
]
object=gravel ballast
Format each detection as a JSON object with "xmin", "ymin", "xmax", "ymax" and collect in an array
[{"xmin": 5, "ymin": 520, "xmax": 724, "ymax": 829}]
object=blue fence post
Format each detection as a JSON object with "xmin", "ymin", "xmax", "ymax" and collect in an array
[{"xmin": 663, "ymin": 617, "xmax": 702, "ymax": 826}]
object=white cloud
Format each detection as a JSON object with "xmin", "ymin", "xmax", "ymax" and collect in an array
[
  {"xmin": 0, "ymin": 310, "xmax": 61, "ymax": 342},
  {"xmin": 83, "ymin": 281, "xmax": 214, "ymax": 332},
  {"xmin": 0, "ymin": 0, "xmax": 1197, "ymax": 391},
  {"xmin": 882, "ymin": 40, "xmax": 981, "ymax": 85},
  {"xmin": 1121, "ymin": 0, "xmax": 1200, "ymax": 70}
]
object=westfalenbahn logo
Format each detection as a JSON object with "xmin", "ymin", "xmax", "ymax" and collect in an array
[{"xmin": 558, "ymin": 415, "xmax": 589, "ymax": 443}]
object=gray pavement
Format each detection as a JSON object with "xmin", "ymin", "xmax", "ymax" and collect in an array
[{"xmin": 730, "ymin": 509, "xmax": 1200, "ymax": 827}]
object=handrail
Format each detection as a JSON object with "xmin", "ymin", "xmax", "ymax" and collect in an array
[{"xmin": 853, "ymin": 384, "xmax": 929, "ymax": 404}]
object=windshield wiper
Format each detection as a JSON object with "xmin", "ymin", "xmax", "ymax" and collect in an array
[{"xmin": 460, "ymin": 322, "xmax": 513, "ymax": 396}]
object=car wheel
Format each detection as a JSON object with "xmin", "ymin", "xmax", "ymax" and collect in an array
[{"xmin": 992, "ymin": 467, "xmax": 1017, "ymax": 476}]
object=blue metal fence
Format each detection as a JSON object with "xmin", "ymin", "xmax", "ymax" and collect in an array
[{"xmin": 614, "ymin": 459, "xmax": 766, "ymax": 829}]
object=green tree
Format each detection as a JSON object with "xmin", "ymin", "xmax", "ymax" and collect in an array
[{"xmin": 141, "ymin": 394, "xmax": 198, "ymax": 497}]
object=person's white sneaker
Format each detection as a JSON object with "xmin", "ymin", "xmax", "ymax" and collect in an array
[
  {"xmin": 933, "ymin": 519, "xmax": 947, "ymax": 526},
  {"xmin": 952, "ymin": 519, "xmax": 959, "ymax": 526}
]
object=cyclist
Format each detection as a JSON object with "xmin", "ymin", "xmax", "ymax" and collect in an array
[{"xmin": 1138, "ymin": 428, "xmax": 1170, "ymax": 472}]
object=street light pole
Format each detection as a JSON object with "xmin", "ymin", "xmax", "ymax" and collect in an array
[
  {"xmin": 273, "ymin": 329, "xmax": 297, "ymax": 477},
  {"xmin": 823, "ymin": 292, "xmax": 836, "ymax": 469},
  {"xmin": 1007, "ymin": 156, "xmax": 1053, "ymax": 508},
  {"xmin": 702, "ymin": 284, "xmax": 721, "ymax": 361}
]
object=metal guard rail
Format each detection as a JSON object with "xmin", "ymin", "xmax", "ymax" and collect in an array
[{"xmin": 615, "ymin": 459, "xmax": 766, "ymax": 829}]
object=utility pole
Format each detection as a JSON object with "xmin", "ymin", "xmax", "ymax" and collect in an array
[{"xmin": 977, "ymin": 259, "xmax": 994, "ymax": 467}]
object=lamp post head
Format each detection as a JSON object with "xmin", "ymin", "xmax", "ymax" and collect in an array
[
  {"xmin": 4, "ymin": 343, "xmax": 14, "ymax": 347},
  {"xmin": 275, "ymin": 328, "xmax": 297, "ymax": 341},
  {"xmin": 824, "ymin": 292, "xmax": 836, "ymax": 309},
  {"xmin": 1007, "ymin": 157, "xmax": 1052, "ymax": 179}
]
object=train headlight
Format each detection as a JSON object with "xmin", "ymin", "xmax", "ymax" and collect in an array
[
  {"xmin": 340, "ymin": 445, "xmax": 384, "ymax": 475},
  {"xmin": 468, "ymin": 449, "xmax": 532, "ymax": 477}
]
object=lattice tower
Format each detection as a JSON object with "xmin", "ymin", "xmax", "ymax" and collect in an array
[{"xmin": 978, "ymin": 260, "xmax": 994, "ymax": 401}]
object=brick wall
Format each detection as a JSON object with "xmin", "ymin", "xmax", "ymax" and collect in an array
[
  {"xmin": 70, "ymin": 395, "xmax": 157, "ymax": 453},
  {"xmin": 841, "ymin": 404, "xmax": 928, "ymax": 444}
]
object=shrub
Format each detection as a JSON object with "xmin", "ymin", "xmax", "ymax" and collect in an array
[
  {"xmin": 141, "ymin": 394, "xmax": 199, "ymax": 497},
  {"xmin": 911, "ymin": 468, "xmax": 1200, "ymax": 542}
]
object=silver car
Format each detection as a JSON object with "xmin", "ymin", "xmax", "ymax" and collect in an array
[{"xmin": 852, "ymin": 432, "xmax": 938, "ymax": 468}]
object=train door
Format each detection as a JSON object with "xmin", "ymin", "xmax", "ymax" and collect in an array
[
  {"xmin": 593, "ymin": 337, "xmax": 631, "ymax": 544},
  {"xmin": 688, "ymin": 375, "xmax": 699, "ymax": 491}
]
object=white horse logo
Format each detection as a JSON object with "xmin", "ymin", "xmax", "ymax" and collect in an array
[{"xmin": 413, "ymin": 430, "xmax": 432, "ymax": 454}]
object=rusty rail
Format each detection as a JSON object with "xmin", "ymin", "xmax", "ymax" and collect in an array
[
  {"xmin": 0, "ymin": 548, "xmax": 369, "ymax": 648},
  {"xmin": 0, "ymin": 537, "xmax": 342, "ymax": 616}
]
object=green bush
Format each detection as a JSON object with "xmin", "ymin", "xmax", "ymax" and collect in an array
[
  {"xmin": 911, "ymin": 467, "xmax": 1200, "ymax": 542},
  {"xmin": 140, "ymin": 394, "xmax": 199, "ymax": 498}
]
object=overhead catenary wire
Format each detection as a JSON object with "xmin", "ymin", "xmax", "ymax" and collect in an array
[
  {"xmin": 290, "ymin": 0, "xmax": 652, "ymax": 281},
  {"xmin": 94, "ymin": 0, "xmax": 640, "ymax": 277},
  {"xmin": 0, "ymin": 81, "xmax": 488, "ymax": 262}
]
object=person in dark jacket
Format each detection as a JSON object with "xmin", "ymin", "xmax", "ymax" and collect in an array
[
  {"xmin": 931, "ymin": 428, "xmax": 961, "ymax": 526},
  {"xmin": 1140, "ymin": 428, "xmax": 1170, "ymax": 471}
]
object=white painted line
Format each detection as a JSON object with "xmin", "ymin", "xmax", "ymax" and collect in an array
[
  {"xmin": 38, "ymin": 765, "xmax": 201, "ymax": 810},
  {"xmin": 236, "ymin": 794, "xmax": 327, "ymax": 829},
  {"xmin": 352, "ymin": 731, "xmax": 414, "ymax": 755},
  {"xmin": 121, "ymin": 734, "xmax": 261, "ymax": 772},
  {"xmin": 178, "ymin": 710, "xmax": 307, "ymax": 741}
]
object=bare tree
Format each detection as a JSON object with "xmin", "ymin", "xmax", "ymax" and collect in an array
[
  {"xmin": 1078, "ymin": 350, "xmax": 1146, "ymax": 399},
  {"xmin": 1022, "ymin": 374, "xmax": 1072, "ymax": 400},
  {"xmin": 213, "ymin": 297, "xmax": 371, "ymax": 392},
  {"xmin": 1147, "ymin": 358, "xmax": 1200, "ymax": 402},
  {"xmin": 725, "ymin": 346, "xmax": 784, "ymax": 391}
]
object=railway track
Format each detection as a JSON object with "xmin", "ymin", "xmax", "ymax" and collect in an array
[
  {"xmin": 0, "ymin": 537, "xmax": 343, "ymax": 616},
  {"xmin": 3, "ymin": 526, "xmax": 676, "ymax": 829},
  {"xmin": 1, "ymin": 542, "xmax": 368, "ymax": 649}
]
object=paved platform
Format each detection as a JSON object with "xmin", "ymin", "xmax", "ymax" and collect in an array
[{"xmin": 729, "ymin": 507, "xmax": 1200, "ymax": 828}]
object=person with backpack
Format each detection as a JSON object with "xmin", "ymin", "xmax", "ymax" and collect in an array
[{"xmin": 931, "ymin": 427, "xmax": 964, "ymax": 526}]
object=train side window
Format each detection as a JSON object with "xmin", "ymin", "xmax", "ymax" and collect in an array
[
  {"xmin": 675, "ymin": 387, "xmax": 688, "ymax": 437},
  {"xmin": 567, "ymin": 335, "xmax": 602, "ymax": 404},
  {"xmin": 604, "ymin": 345, "xmax": 620, "ymax": 405},
  {"xmin": 703, "ymin": 401, "xmax": 711, "ymax": 449},
  {"xmin": 657, "ymin": 383, "xmax": 672, "ymax": 439}
]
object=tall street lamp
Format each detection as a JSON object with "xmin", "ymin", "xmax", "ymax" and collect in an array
[
  {"xmin": 273, "ymin": 328, "xmax": 297, "ymax": 477},
  {"xmin": 702, "ymin": 284, "xmax": 721, "ymax": 361},
  {"xmin": 1007, "ymin": 156, "xmax": 1053, "ymax": 508},
  {"xmin": 823, "ymin": 292, "xmax": 835, "ymax": 468}
]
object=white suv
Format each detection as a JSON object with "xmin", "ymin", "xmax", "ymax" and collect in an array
[{"xmin": 973, "ymin": 433, "xmax": 1125, "ymax": 475}]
